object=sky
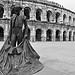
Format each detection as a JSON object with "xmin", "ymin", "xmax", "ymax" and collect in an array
[{"xmin": 47, "ymin": 0, "xmax": 75, "ymax": 12}]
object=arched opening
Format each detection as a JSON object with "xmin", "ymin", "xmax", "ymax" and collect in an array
[
  {"xmin": 47, "ymin": 11, "xmax": 52, "ymax": 22},
  {"xmin": 69, "ymin": 31, "xmax": 72, "ymax": 41},
  {"xmin": 46, "ymin": 29, "xmax": 52, "ymax": 41},
  {"xmin": 73, "ymin": 18, "xmax": 75, "ymax": 23},
  {"xmin": 24, "ymin": 7, "xmax": 31, "ymax": 19},
  {"xmin": 73, "ymin": 32, "xmax": 75, "ymax": 41},
  {"xmin": 63, "ymin": 31, "xmax": 67, "ymax": 41},
  {"xmin": 56, "ymin": 12, "xmax": 60, "ymax": 23},
  {"xmin": 63, "ymin": 14, "xmax": 67, "ymax": 23},
  {"xmin": 56, "ymin": 30, "xmax": 60, "ymax": 41},
  {"xmin": 0, "ymin": 27, "xmax": 4, "ymax": 41},
  {"xmin": 69, "ymin": 16, "xmax": 71, "ymax": 23},
  {"xmin": 36, "ymin": 9, "xmax": 42, "ymax": 21},
  {"xmin": 36, "ymin": 29, "xmax": 42, "ymax": 41},
  {"xmin": 11, "ymin": 6, "xmax": 22, "ymax": 16},
  {"xmin": 28, "ymin": 28, "xmax": 30, "ymax": 40},
  {"xmin": 0, "ymin": 4, "xmax": 4, "ymax": 18}
]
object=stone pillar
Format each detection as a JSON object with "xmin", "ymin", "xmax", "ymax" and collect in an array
[
  {"xmin": 53, "ymin": 9, "xmax": 56, "ymax": 23},
  {"xmin": 3, "ymin": 4, "xmax": 9, "ymax": 18},
  {"xmin": 58, "ymin": 13, "xmax": 63, "ymax": 24},
  {"xmin": 30, "ymin": 6, "xmax": 36, "ymax": 20},
  {"xmin": 53, "ymin": 27, "xmax": 56, "ymax": 41},
  {"xmin": 41, "ymin": 29, "xmax": 46, "ymax": 41},
  {"xmin": 30, "ymin": 26, "xmax": 36, "ymax": 42},
  {"xmin": 41, "ymin": 9, "xmax": 47, "ymax": 21},
  {"xmin": 60, "ymin": 28, "xmax": 64, "ymax": 41}
]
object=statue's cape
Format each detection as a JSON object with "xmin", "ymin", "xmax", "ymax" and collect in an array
[{"xmin": 0, "ymin": 38, "xmax": 44, "ymax": 75}]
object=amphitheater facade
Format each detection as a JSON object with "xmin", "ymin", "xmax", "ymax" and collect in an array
[{"xmin": 0, "ymin": 0, "xmax": 75, "ymax": 42}]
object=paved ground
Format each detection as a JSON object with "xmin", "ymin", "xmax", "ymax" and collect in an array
[{"xmin": 1, "ymin": 41, "xmax": 75, "ymax": 75}]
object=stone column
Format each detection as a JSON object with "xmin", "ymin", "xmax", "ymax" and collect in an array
[
  {"xmin": 30, "ymin": 26, "xmax": 36, "ymax": 42},
  {"xmin": 52, "ymin": 9, "xmax": 56, "ymax": 23},
  {"xmin": 60, "ymin": 28, "xmax": 63, "ymax": 41},
  {"xmin": 53, "ymin": 27, "xmax": 56, "ymax": 41},
  {"xmin": 3, "ymin": 4, "xmax": 9, "ymax": 18},
  {"xmin": 58, "ymin": 13, "xmax": 63, "ymax": 24},
  {"xmin": 41, "ymin": 29, "xmax": 46, "ymax": 41},
  {"xmin": 30, "ymin": 6, "xmax": 36, "ymax": 20},
  {"xmin": 41, "ymin": 9, "xmax": 47, "ymax": 21}
]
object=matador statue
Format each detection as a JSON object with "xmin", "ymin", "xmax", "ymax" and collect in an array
[{"xmin": 0, "ymin": 7, "xmax": 44, "ymax": 75}]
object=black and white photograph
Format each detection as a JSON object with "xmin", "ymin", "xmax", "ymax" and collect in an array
[{"xmin": 0, "ymin": 0, "xmax": 75, "ymax": 75}]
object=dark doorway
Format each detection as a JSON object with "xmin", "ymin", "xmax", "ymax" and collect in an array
[
  {"xmin": 0, "ymin": 27, "xmax": 4, "ymax": 41},
  {"xmin": 47, "ymin": 11, "xmax": 52, "ymax": 22},
  {"xmin": 63, "ymin": 31, "xmax": 67, "ymax": 41},
  {"xmin": 36, "ymin": 29, "xmax": 42, "ymax": 41},
  {"xmin": 73, "ymin": 32, "xmax": 75, "ymax": 41},
  {"xmin": 69, "ymin": 31, "xmax": 72, "ymax": 41},
  {"xmin": 46, "ymin": 29, "xmax": 52, "ymax": 41},
  {"xmin": 56, "ymin": 12, "xmax": 60, "ymax": 23},
  {"xmin": 56, "ymin": 30, "xmax": 60, "ymax": 41},
  {"xmin": 24, "ymin": 7, "xmax": 31, "ymax": 19},
  {"xmin": 0, "ymin": 5, "xmax": 4, "ymax": 18},
  {"xmin": 63, "ymin": 14, "xmax": 67, "ymax": 23},
  {"xmin": 36, "ymin": 9, "xmax": 42, "ymax": 21}
]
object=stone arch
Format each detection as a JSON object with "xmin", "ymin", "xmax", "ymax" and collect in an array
[
  {"xmin": 0, "ymin": 4, "xmax": 4, "ymax": 18},
  {"xmin": 36, "ymin": 29, "xmax": 42, "ymax": 41},
  {"xmin": 69, "ymin": 31, "xmax": 72, "ymax": 41},
  {"xmin": 56, "ymin": 12, "xmax": 60, "ymax": 23},
  {"xmin": 69, "ymin": 16, "xmax": 71, "ymax": 23},
  {"xmin": 73, "ymin": 32, "xmax": 75, "ymax": 41},
  {"xmin": 63, "ymin": 14, "xmax": 67, "ymax": 23},
  {"xmin": 11, "ymin": 6, "xmax": 22, "ymax": 16},
  {"xmin": 47, "ymin": 10, "xmax": 52, "ymax": 22},
  {"xmin": 73, "ymin": 18, "xmax": 75, "ymax": 23},
  {"xmin": 63, "ymin": 31, "xmax": 67, "ymax": 41},
  {"xmin": 0, "ymin": 27, "xmax": 4, "ymax": 41},
  {"xmin": 46, "ymin": 29, "xmax": 53, "ymax": 41},
  {"xmin": 24, "ymin": 7, "xmax": 31, "ymax": 19},
  {"xmin": 36, "ymin": 8, "xmax": 42, "ymax": 21},
  {"xmin": 56, "ymin": 30, "xmax": 61, "ymax": 41}
]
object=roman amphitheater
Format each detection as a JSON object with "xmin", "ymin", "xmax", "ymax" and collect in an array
[{"xmin": 0, "ymin": 0, "xmax": 75, "ymax": 42}]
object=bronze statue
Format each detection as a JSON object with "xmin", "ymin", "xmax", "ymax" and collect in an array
[{"xmin": 0, "ymin": 7, "xmax": 44, "ymax": 75}]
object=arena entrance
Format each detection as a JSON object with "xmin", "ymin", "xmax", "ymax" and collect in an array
[
  {"xmin": 0, "ymin": 4, "xmax": 4, "ymax": 18},
  {"xmin": 63, "ymin": 31, "xmax": 67, "ymax": 41},
  {"xmin": 0, "ymin": 27, "xmax": 4, "ymax": 41},
  {"xmin": 56, "ymin": 30, "xmax": 60, "ymax": 41},
  {"xmin": 69, "ymin": 31, "xmax": 72, "ymax": 41},
  {"xmin": 36, "ymin": 29, "xmax": 42, "ymax": 41},
  {"xmin": 46, "ymin": 29, "xmax": 52, "ymax": 41}
]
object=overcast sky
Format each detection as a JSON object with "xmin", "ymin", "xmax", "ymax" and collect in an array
[{"xmin": 47, "ymin": 0, "xmax": 75, "ymax": 12}]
